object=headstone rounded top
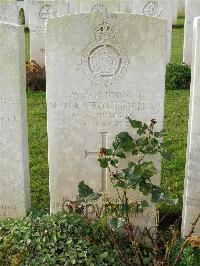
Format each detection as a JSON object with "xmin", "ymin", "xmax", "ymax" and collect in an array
[
  {"xmin": 91, "ymin": 2, "xmax": 108, "ymax": 13},
  {"xmin": 143, "ymin": 1, "xmax": 163, "ymax": 18},
  {"xmin": 39, "ymin": 4, "xmax": 57, "ymax": 21}
]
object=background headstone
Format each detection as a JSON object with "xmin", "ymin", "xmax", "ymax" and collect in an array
[
  {"xmin": 23, "ymin": 0, "xmax": 30, "ymax": 28},
  {"xmin": 132, "ymin": 0, "xmax": 173, "ymax": 62},
  {"xmin": 0, "ymin": 0, "xmax": 19, "ymax": 24},
  {"xmin": 120, "ymin": 0, "xmax": 134, "ymax": 13},
  {"xmin": 46, "ymin": 13, "xmax": 167, "ymax": 239},
  {"xmin": 182, "ymin": 16, "xmax": 200, "ymax": 237},
  {"xmin": 80, "ymin": 0, "xmax": 120, "ymax": 13},
  {"xmin": 177, "ymin": 0, "xmax": 185, "ymax": 17},
  {"xmin": 172, "ymin": 0, "xmax": 178, "ymax": 26},
  {"xmin": 0, "ymin": 22, "xmax": 30, "ymax": 220},
  {"xmin": 183, "ymin": 0, "xmax": 200, "ymax": 66},
  {"xmin": 29, "ymin": 0, "xmax": 69, "ymax": 66}
]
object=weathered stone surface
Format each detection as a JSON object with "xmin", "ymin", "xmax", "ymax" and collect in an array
[
  {"xmin": 80, "ymin": 0, "xmax": 120, "ymax": 13},
  {"xmin": 182, "ymin": 16, "xmax": 200, "ymax": 237},
  {"xmin": 132, "ymin": 0, "xmax": 173, "ymax": 62},
  {"xmin": 29, "ymin": 0, "xmax": 69, "ymax": 66},
  {"xmin": 172, "ymin": 0, "xmax": 178, "ymax": 25},
  {"xmin": 183, "ymin": 0, "xmax": 200, "ymax": 66},
  {"xmin": 0, "ymin": 0, "xmax": 18, "ymax": 24},
  {"xmin": 177, "ymin": 0, "xmax": 185, "ymax": 17},
  {"xmin": 46, "ymin": 13, "xmax": 167, "ymax": 240},
  {"xmin": 0, "ymin": 22, "xmax": 30, "ymax": 219}
]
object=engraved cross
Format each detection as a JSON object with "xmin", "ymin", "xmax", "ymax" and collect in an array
[{"xmin": 85, "ymin": 132, "xmax": 108, "ymax": 192}]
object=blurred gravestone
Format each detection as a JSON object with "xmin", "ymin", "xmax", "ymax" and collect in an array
[
  {"xmin": 183, "ymin": 0, "xmax": 200, "ymax": 66},
  {"xmin": 29, "ymin": 0, "xmax": 69, "ymax": 66},
  {"xmin": 0, "ymin": 0, "xmax": 19, "ymax": 24},
  {"xmin": 0, "ymin": 22, "xmax": 30, "ymax": 219},
  {"xmin": 182, "ymin": 16, "xmax": 200, "ymax": 237},
  {"xmin": 132, "ymin": 0, "xmax": 173, "ymax": 62}
]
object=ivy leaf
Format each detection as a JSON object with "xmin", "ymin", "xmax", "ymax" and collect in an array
[
  {"xmin": 154, "ymin": 129, "xmax": 167, "ymax": 138},
  {"xmin": 127, "ymin": 117, "xmax": 142, "ymax": 129},
  {"xmin": 114, "ymin": 180, "xmax": 127, "ymax": 189},
  {"xmin": 127, "ymin": 172, "xmax": 141, "ymax": 183},
  {"xmin": 115, "ymin": 151, "xmax": 126, "ymax": 159},
  {"xmin": 141, "ymin": 200, "xmax": 149, "ymax": 208},
  {"xmin": 98, "ymin": 157, "xmax": 109, "ymax": 168},
  {"xmin": 109, "ymin": 217, "xmax": 125, "ymax": 232},
  {"xmin": 89, "ymin": 192, "xmax": 101, "ymax": 201},
  {"xmin": 78, "ymin": 181, "xmax": 94, "ymax": 198},
  {"xmin": 141, "ymin": 161, "xmax": 157, "ymax": 174},
  {"xmin": 152, "ymin": 186, "xmax": 162, "ymax": 203},
  {"xmin": 113, "ymin": 132, "xmax": 134, "ymax": 152},
  {"xmin": 105, "ymin": 149, "xmax": 113, "ymax": 156},
  {"xmin": 110, "ymin": 159, "xmax": 118, "ymax": 168},
  {"xmin": 160, "ymin": 151, "xmax": 174, "ymax": 161}
]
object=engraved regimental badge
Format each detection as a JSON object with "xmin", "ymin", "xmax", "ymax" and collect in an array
[
  {"xmin": 143, "ymin": 1, "xmax": 162, "ymax": 17},
  {"xmin": 39, "ymin": 5, "xmax": 57, "ymax": 21},
  {"xmin": 81, "ymin": 22, "xmax": 129, "ymax": 86},
  {"xmin": 91, "ymin": 2, "xmax": 108, "ymax": 13}
]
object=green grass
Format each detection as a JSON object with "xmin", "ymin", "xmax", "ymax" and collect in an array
[
  {"xmin": 171, "ymin": 18, "xmax": 185, "ymax": 64},
  {"xmin": 27, "ymin": 91, "xmax": 49, "ymax": 211},
  {"xmin": 26, "ymin": 18, "xmax": 189, "ymax": 213},
  {"xmin": 25, "ymin": 30, "xmax": 30, "ymax": 60}
]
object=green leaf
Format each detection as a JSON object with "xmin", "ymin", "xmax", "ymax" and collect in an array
[
  {"xmin": 89, "ymin": 192, "xmax": 101, "ymax": 201},
  {"xmin": 152, "ymin": 186, "xmax": 162, "ymax": 203},
  {"xmin": 115, "ymin": 151, "xmax": 126, "ymax": 159},
  {"xmin": 105, "ymin": 149, "xmax": 113, "ymax": 156},
  {"xmin": 113, "ymin": 132, "xmax": 134, "ymax": 152},
  {"xmin": 127, "ymin": 172, "xmax": 141, "ymax": 183},
  {"xmin": 154, "ymin": 129, "xmax": 167, "ymax": 138},
  {"xmin": 141, "ymin": 161, "xmax": 157, "ymax": 174},
  {"xmin": 78, "ymin": 181, "xmax": 94, "ymax": 198},
  {"xmin": 160, "ymin": 151, "xmax": 174, "ymax": 161},
  {"xmin": 127, "ymin": 117, "xmax": 142, "ymax": 129},
  {"xmin": 110, "ymin": 159, "xmax": 118, "ymax": 168},
  {"xmin": 109, "ymin": 217, "xmax": 125, "ymax": 232},
  {"xmin": 98, "ymin": 157, "xmax": 109, "ymax": 168},
  {"xmin": 114, "ymin": 180, "xmax": 127, "ymax": 189},
  {"xmin": 141, "ymin": 200, "xmax": 149, "ymax": 208}
]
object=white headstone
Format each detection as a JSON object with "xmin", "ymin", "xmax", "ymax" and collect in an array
[
  {"xmin": 29, "ymin": 0, "xmax": 69, "ymax": 66},
  {"xmin": 0, "ymin": 0, "xmax": 19, "ymax": 24},
  {"xmin": 172, "ymin": 0, "xmax": 178, "ymax": 25},
  {"xmin": 46, "ymin": 13, "xmax": 167, "ymax": 238},
  {"xmin": 120, "ymin": 0, "xmax": 134, "ymax": 13},
  {"xmin": 177, "ymin": 0, "xmax": 185, "ymax": 17},
  {"xmin": 24, "ymin": 0, "xmax": 30, "ymax": 27},
  {"xmin": 183, "ymin": 0, "xmax": 200, "ymax": 66},
  {"xmin": 182, "ymin": 16, "xmax": 200, "ymax": 238},
  {"xmin": 66, "ymin": 0, "xmax": 80, "ymax": 13},
  {"xmin": 0, "ymin": 22, "xmax": 30, "ymax": 219},
  {"xmin": 80, "ymin": 0, "xmax": 120, "ymax": 13},
  {"xmin": 132, "ymin": 0, "xmax": 173, "ymax": 62}
]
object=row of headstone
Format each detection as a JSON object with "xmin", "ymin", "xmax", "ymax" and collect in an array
[
  {"xmin": 0, "ymin": 11, "xmax": 167, "ymax": 240},
  {"xmin": 0, "ymin": 6, "xmax": 199, "ymax": 238},
  {"xmin": 28, "ymin": 0, "xmax": 175, "ymax": 65}
]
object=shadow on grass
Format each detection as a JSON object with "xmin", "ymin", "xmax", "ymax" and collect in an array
[{"xmin": 173, "ymin": 24, "xmax": 184, "ymax": 29}]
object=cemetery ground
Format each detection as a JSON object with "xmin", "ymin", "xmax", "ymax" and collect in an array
[{"xmin": 1, "ymin": 17, "xmax": 199, "ymax": 265}]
